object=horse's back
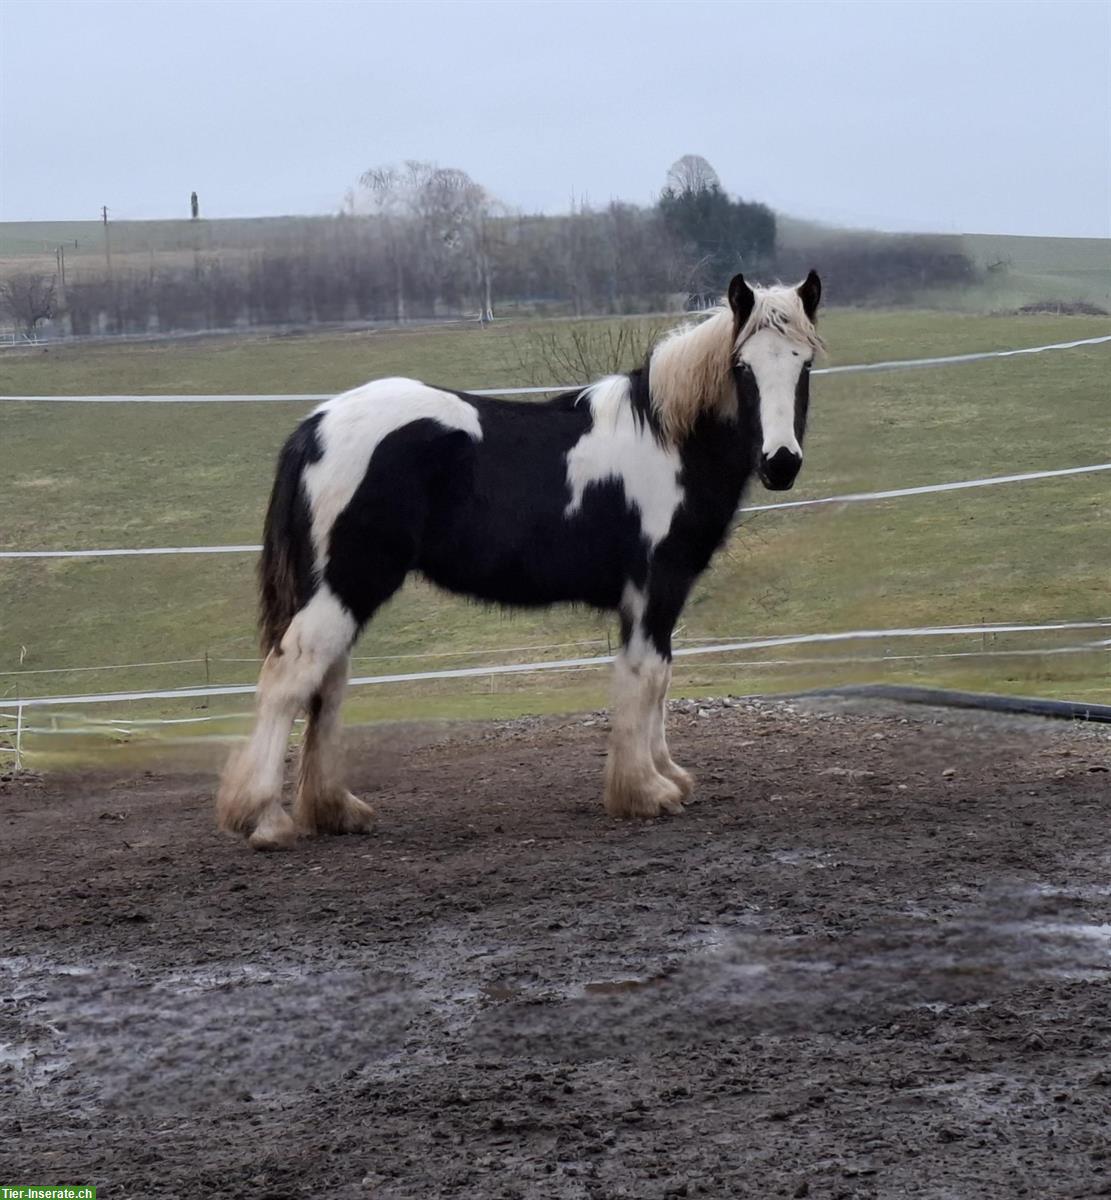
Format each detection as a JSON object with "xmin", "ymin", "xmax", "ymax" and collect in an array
[
  {"xmin": 294, "ymin": 377, "xmax": 653, "ymax": 613},
  {"xmin": 312, "ymin": 376, "xmax": 482, "ymax": 457}
]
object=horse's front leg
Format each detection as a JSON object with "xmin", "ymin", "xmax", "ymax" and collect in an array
[
  {"xmin": 648, "ymin": 659, "xmax": 695, "ymax": 801},
  {"xmin": 603, "ymin": 579, "xmax": 690, "ymax": 819}
]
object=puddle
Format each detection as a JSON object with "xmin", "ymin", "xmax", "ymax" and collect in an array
[
  {"xmin": 769, "ymin": 848, "xmax": 839, "ymax": 868},
  {"xmin": 0, "ymin": 1043, "xmax": 36, "ymax": 1070},
  {"xmin": 1036, "ymin": 922, "xmax": 1111, "ymax": 942},
  {"xmin": 583, "ymin": 975, "xmax": 669, "ymax": 996},
  {"xmin": 1025, "ymin": 881, "xmax": 1111, "ymax": 901},
  {"xmin": 479, "ymin": 983, "xmax": 520, "ymax": 1002},
  {"xmin": 6, "ymin": 899, "xmax": 1108, "ymax": 1114}
]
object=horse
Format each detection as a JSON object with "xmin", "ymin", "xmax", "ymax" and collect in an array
[{"xmin": 217, "ymin": 271, "xmax": 823, "ymax": 850}]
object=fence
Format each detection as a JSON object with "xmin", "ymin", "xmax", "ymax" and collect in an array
[
  {"xmin": 2, "ymin": 331, "xmax": 1110, "ymax": 768},
  {"xmin": 3, "ymin": 462, "xmax": 1110, "ymax": 560},
  {"xmin": 3, "ymin": 333, "xmax": 1110, "ymax": 406}
]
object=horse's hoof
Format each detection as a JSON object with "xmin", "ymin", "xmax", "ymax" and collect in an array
[
  {"xmin": 297, "ymin": 790, "xmax": 377, "ymax": 836},
  {"xmin": 333, "ymin": 791, "xmax": 377, "ymax": 834},
  {"xmin": 247, "ymin": 806, "xmax": 297, "ymax": 851},
  {"xmin": 604, "ymin": 772, "xmax": 685, "ymax": 819},
  {"xmin": 663, "ymin": 763, "xmax": 695, "ymax": 801}
]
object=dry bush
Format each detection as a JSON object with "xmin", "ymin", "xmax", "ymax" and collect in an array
[{"xmin": 500, "ymin": 318, "xmax": 671, "ymax": 386}]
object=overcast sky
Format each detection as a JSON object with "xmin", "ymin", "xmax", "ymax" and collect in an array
[{"xmin": 1, "ymin": 0, "xmax": 1108, "ymax": 236}]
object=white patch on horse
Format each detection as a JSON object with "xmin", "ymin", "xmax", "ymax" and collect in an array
[
  {"xmin": 620, "ymin": 581, "xmax": 650, "ymax": 657},
  {"xmin": 303, "ymin": 378, "xmax": 482, "ymax": 572},
  {"xmin": 564, "ymin": 376, "xmax": 682, "ymax": 546},
  {"xmin": 281, "ymin": 586, "xmax": 358, "ymax": 662},
  {"xmin": 739, "ymin": 328, "xmax": 806, "ymax": 459}
]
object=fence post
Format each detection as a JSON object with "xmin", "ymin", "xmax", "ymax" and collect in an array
[{"xmin": 14, "ymin": 704, "xmax": 24, "ymax": 773}]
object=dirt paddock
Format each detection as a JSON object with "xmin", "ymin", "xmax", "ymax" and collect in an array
[{"xmin": 2, "ymin": 696, "xmax": 1110, "ymax": 1199}]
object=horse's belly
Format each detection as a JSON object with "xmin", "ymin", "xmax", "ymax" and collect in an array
[
  {"xmin": 419, "ymin": 522, "xmax": 624, "ymax": 609},
  {"xmin": 420, "ymin": 488, "xmax": 646, "ymax": 609}
]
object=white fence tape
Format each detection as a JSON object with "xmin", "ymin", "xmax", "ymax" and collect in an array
[
  {"xmin": 2, "ymin": 619, "xmax": 1108, "ymax": 713},
  {"xmin": 1, "ymin": 333, "xmax": 1108, "ymax": 405},
  {"xmin": 11, "ymin": 640, "xmax": 1104, "ymax": 722},
  {"xmin": 0, "ymin": 639, "xmax": 615, "ymax": 680},
  {"xmin": 740, "ymin": 461, "xmax": 1111, "ymax": 514},
  {"xmin": 0, "ymin": 386, "xmax": 576, "ymax": 404},
  {"xmin": 0, "ymin": 544, "xmax": 261, "ymax": 560},
  {"xmin": 0, "ymin": 656, "xmax": 210, "ymax": 676},
  {"xmin": 813, "ymin": 334, "xmax": 1111, "ymax": 374},
  {"xmin": 4, "ymin": 461, "xmax": 1108, "ymax": 560}
]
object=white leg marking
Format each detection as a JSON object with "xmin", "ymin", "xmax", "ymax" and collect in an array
[
  {"xmin": 604, "ymin": 639, "xmax": 685, "ymax": 820},
  {"xmin": 294, "ymin": 655, "xmax": 376, "ymax": 836},
  {"xmin": 648, "ymin": 661, "xmax": 694, "ymax": 800},
  {"xmin": 216, "ymin": 588, "xmax": 357, "ymax": 850}
]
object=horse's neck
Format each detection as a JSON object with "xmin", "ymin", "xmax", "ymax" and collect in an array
[
  {"xmin": 670, "ymin": 411, "xmax": 756, "ymax": 567},
  {"xmin": 624, "ymin": 364, "xmax": 754, "ymax": 541}
]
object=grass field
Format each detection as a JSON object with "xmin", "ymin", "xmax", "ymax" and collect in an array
[
  {"xmin": 950, "ymin": 234, "xmax": 1111, "ymax": 312},
  {"xmin": 777, "ymin": 219, "xmax": 1111, "ymax": 312},
  {"xmin": 0, "ymin": 215, "xmax": 319, "ymax": 277},
  {"xmin": 1, "ymin": 308, "xmax": 1109, "ymax": 763}
]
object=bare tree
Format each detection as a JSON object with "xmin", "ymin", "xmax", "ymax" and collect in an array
[
  {"xmin": 354, "ymin": 160, "xmax": 500, "ymax": 321},
  {"xmin": 0, "ymin": 272, "xmax": 57, "ymax": 335},
  {"xmin": 416, "ymin": 166, "xmax": 500, "ymax": 320},
  {"xmin": 357, "ymin": 163, "xmax": 417, "ymax": 321},
  {"xmin": 665, "ymin": 154, "xmax": 721, "ymax": 196}
]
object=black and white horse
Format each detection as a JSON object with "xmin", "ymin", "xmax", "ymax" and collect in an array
[{"xmin": 218, "ymin": 271, "xmax": 823, "ymax": 850}]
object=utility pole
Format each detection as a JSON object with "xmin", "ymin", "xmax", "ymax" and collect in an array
[
  {"xmin": 101, "ymin": 205, "xmax": 112, "ymax": 276},
  {"xmin": 55, "ymin": 244, "xmax": 67, "ymax": 305}
]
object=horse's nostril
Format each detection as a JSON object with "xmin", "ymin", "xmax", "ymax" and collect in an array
[
  {"xmin": 759, "ymin": 447, "xmax": 802, "ymax": 491},
  {"xmin": 763, "ymin": 447, "xmax": 801, "ymax": 471}
]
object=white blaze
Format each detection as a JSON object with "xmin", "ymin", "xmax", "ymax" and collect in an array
[{"xmin": 739, "ymin": 328, "xmax": 805, "ymax": 459}]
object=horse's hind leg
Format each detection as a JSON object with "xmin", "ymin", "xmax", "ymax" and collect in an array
[
  {"xmin": 217, "ymin": 589, "xmax": 356, "ymax": 850},
  {"xmin": 294, "ymin": 654, "xmax": 376, "ymax": 836}
]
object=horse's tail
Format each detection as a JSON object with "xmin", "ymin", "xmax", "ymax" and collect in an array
[{"xmin": 258, "ymin": 416, "xmax": 321, "ymax": 656}]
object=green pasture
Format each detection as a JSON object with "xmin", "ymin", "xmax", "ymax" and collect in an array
[
  {"xmin": 777, "ymin": 220, "xmax": 1111, "ymax": 312},
  {"xmin": 0, "ymin": 215, "xmax": 318, "ymax": 275},
  {"xmin": 943, "ymin": 234, "xmax": 1111, "ymax": 313},
  {"xmin": 0, "ymin": 309, "xmax": 1109, "ymax": 766}
]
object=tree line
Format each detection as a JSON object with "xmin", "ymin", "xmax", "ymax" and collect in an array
[{"xmin": 1, "ymin": 156, "xmax": 975, "ymax": 337}]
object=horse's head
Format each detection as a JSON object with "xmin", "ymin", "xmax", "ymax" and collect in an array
[{"xmin": 729, "ymin": 270, "xmax": 822, "ymax": 491}]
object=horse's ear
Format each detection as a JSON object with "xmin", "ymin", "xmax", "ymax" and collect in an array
[
  {"xmin": 727, "ymin": 273, "xmax": 755, "ymax": 326},
  {"xmin": 798, "ymin": 269, "xmax": 821, "ymax": 320}
]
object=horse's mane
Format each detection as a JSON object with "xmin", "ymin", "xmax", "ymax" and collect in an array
[{"xmin": 647, "ymin": 285, "xmax": 824, "ymax": 442}]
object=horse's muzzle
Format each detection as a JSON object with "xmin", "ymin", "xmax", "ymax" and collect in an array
[{"xmin": 758, "ymin": 447, "xmax": 802, "ymax": 491}]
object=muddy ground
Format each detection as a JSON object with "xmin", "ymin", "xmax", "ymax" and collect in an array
[{"xmin": 2, "ymin": 695, "xmax": 1110, "ymax": 1199}]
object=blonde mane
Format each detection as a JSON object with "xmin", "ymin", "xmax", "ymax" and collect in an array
[{"xmin": 647, "ymin": 284, "xmax": 824, "ymax": 441}]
